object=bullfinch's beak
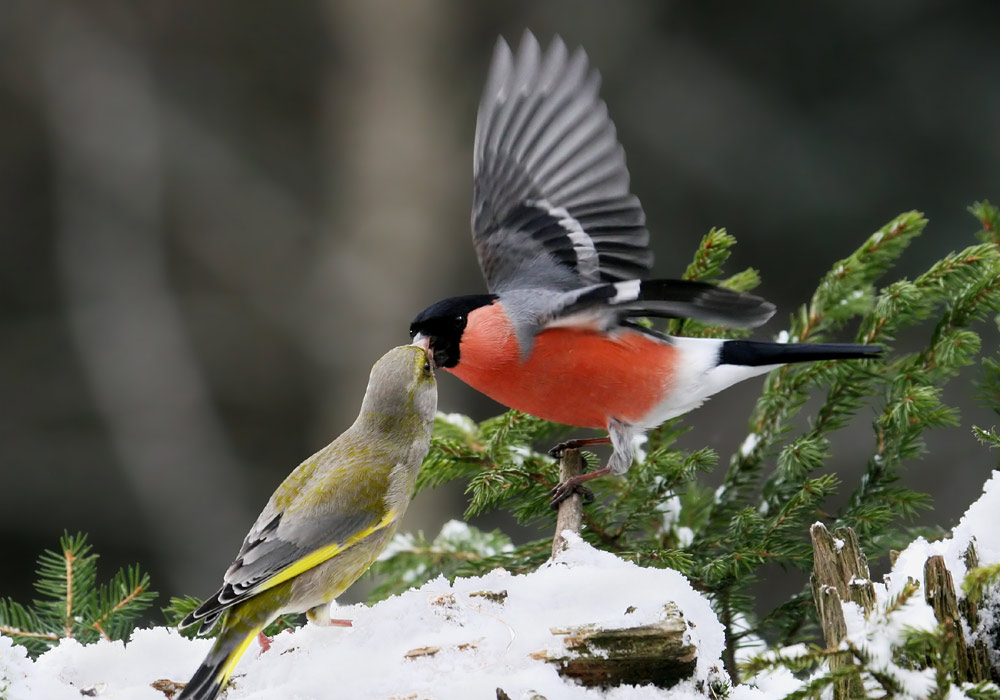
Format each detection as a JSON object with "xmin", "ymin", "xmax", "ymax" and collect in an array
[{"xmin": 411, "ymin": 333, "xmax": 433, "ymax": 365}]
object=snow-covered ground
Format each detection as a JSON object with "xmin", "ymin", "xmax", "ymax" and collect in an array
[{"xmin": 2, "ymin": 472, "xmax": 998, "ymax": 700}]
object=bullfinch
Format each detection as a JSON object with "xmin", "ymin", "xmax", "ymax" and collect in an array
[
  {"xmin": 176, "ymin": 345, "xmax": 437, "ymax": 700},
  {"xmin": 409, "ymin": 32, "xmax": 880, "ymax": 505}
]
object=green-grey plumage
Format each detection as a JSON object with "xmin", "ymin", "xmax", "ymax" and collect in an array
[{"xmin": 177, "ymin": 345, "xmax": 437, "ymax": 700}]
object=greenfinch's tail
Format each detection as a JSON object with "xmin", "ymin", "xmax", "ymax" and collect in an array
[{"xmin": 177, "ymin": 624, "xmax": 262, "ymax": 700}]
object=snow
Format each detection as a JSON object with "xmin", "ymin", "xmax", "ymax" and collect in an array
[
  {"xmin": 2, "ymin": 534, "xmax": 726, "ymax": 699},
  {"xmin": 655, "ymin": 492, "xmax": 694, "ymax": 549},
  {"xmin": 6, "ymin": 474, "xmax": 1000, "ymax": 700},
  {"xmin": 435, "ymin": 412, "xmax": 478, "ymax": 434},
  {"xmin": 632, "ymin": 433, "xmax": 648, "ymax": 465},
  {"xmin": 739, "ymin": 433, "xmax": 759, "ymax": 458}
]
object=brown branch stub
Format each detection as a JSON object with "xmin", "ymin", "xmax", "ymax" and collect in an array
[
  {"xmin": 551, "ymin": 448, "xmax": 584, "ymax": 559},
  {"xmin": 151, "ymin": 679, "xmax": 185, "ymax": 699},
  {"xmin": 958, "ymin": 539, "xmax": 996, "ymax": 682},
  {"xmin": 533, "ymin": 603, "xmax": 696, "ymax": 689},
  {"xmin": 923, "ymin": 553, "xmax": 994, "ymax": 683},
  {"xmin": 810, "ymin": 523, "xmax": 875, "ymax": 614}
]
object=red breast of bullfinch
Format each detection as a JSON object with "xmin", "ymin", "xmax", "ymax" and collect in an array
[{"xmin": 414, "ymin": 298, "xmax": 675, "ymax": 430}]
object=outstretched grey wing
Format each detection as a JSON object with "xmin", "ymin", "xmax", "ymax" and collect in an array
[{"xmin": 472, "ymin": 31, "xmax": 652, "ymax": 294}]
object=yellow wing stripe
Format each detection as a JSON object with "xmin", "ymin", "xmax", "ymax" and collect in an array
[
  {"xmin": 217, "ymin": 626, "xmax": 263, "ymax": 686},
  {"xmin": 254, "ymin": 510, "xmax": 396, "ymax": 595}
]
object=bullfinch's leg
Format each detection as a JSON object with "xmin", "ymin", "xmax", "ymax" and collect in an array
[
  {"xmin": 307, "ymin": 603, "xmax": 353, "ymax": 628},
  {"xmin": 549, "ymin": 419, "xmax": 634, "ymax": 508}
]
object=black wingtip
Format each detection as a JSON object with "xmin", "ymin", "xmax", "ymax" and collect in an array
[{"xmin": 614, "ymin": 279, "xmax": 778, "ymax": 328}]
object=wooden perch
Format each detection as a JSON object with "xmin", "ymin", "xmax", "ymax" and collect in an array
[
  {"xmin": 810, "ymin": 523, "xmax": 869, "ymax": 700},
  {"xmin": 531, "ymin": 603, "xmax": 697, "ymax": 689},
  {"xmin": 551, "ymin": 448, "xmax": 584, "ymax": 558}
]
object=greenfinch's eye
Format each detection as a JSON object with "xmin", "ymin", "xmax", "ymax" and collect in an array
[{"xmin": 423, "ymin": 359, "xmax": 432, "ymax": 375}]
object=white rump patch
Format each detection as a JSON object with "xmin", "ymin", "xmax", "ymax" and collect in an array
[{"xmin": 610, "ymin": 279, "xmax": 641, "ymax": 304}]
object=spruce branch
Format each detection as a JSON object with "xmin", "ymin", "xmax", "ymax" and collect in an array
[
  {"xmin": 970, "ymin": 199, "xmax": 1000, "ymax": 247},
  {"xmin": 976, "ymin": 355, "xmax": 1000, "ymax": 416},
  {"xmin": 0, "ymin": 532, "xmax": 156, "ymax": 657}
]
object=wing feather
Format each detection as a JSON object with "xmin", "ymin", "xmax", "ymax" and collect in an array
[
  {"xmin": 543, "ymin": 278, "xmax": 777, "ymax": 330},
  {"xmin": 472, "ymin": 31, "xmax": 650, "ymax": 293},
  {"xmin": 179, "ymin": 509, "xmax": 383, "ymax": 632}
]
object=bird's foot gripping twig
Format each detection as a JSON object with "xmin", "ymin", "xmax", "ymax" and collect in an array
[
  {"xmin": 549, "ymin": 467, "xmax": 610, "ymax": 509},
  {"xmin": 548, "ymin": 436, "xmax": 611, "ymax": 459}
]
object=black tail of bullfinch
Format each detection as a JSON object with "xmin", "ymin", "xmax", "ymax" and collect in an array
[{"xmin": 718, "ymin": 340, "xmax": 882, "ymax": 367}]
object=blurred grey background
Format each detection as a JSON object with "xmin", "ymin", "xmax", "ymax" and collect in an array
[{"xmin": 2, "ymin": 0, "xmax": 998, "ymax": 610}]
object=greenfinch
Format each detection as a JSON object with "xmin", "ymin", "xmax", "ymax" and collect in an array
[{"xmin": 177, "ymin": 344, "xmax": 437, "ymax": 700}]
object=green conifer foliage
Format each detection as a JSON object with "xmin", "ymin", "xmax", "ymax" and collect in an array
[{"xmin": 0, "ymin": 532, "xmax": 156, "ymax": 656}]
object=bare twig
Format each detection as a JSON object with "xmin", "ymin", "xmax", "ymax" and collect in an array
[
  {"xmin": 0, "ymin": 627, "xmax": 60, "ymax": 641},
  {"xmin": 552, "ymin": 448, "xmax": 584, "ymax": 558},
  {"xmin": 64, "ymin": 548, "xmax": 75, "ymax": 638}
]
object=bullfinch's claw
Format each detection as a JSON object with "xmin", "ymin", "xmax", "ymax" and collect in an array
[
  {"xmin": 548, "ymin": 436, "xmax": 612, "ymax": 459},
  {"xmin": 549, "ymin": 466, "xmax": 612, "ymax": 509},
  {"xmin": 549, "ymin": 479, "xmax": 596, "ymax": 509},
  {"xmin": 548, "ymin": 442, "xmax": 569, "ymax": 459}
]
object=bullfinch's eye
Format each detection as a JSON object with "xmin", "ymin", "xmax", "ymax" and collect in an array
[{"xmin": 409, "ymin": 328, "xmax": 417, "ymax": 338}]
